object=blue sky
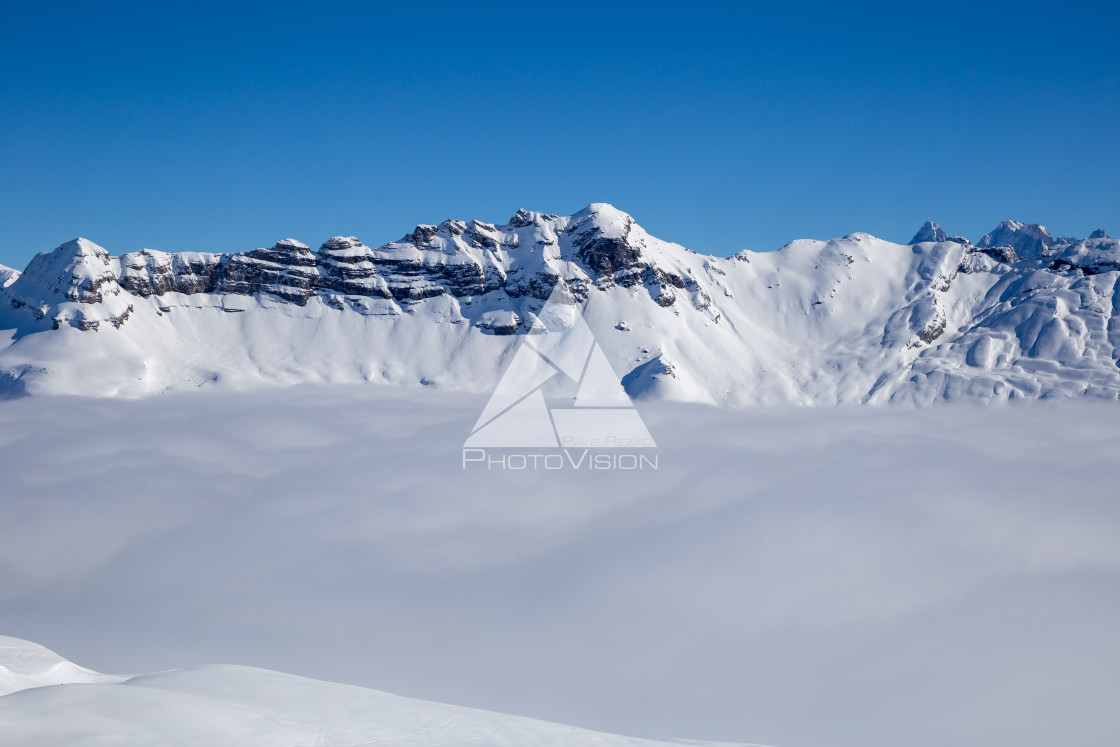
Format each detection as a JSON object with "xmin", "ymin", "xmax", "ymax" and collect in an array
[{"xmin": 1, "ymin": 1, "xmax": 1118, "ymax": 268}]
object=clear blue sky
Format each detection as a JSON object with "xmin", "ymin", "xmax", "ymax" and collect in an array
[{"xmin": 2, "ymin": 1, "xmax": 1118, "ymax": 268}]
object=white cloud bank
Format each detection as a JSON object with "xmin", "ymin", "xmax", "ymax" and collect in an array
[{"xmin": 1, "ymin": 387, "xmax": 1118, "ymax": 747}]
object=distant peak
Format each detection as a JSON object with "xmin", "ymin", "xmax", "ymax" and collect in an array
[
  {"xmin": 273, "ymin": 238, "xmax": 309, "ymax": 250},
  {"xmin": 981, "ymin": 219, "xmax": 1052, "ymax": 240},
  {"xmin": 1089, "ymin": 229, "xmax": 1110, "ymax": 240},
  {"xmin": 978, "ymin": 220, "xmax": 1054, "ymax": 258},
  {"xmin": 910, "ymin": 221, "xmax": 947, "ymax": 244}
]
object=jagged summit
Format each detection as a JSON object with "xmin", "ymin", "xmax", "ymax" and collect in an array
[
  {"xmin": 910, "ymin": 221, "xmax": 948, "ymax": 244},
  {"xmin": 506, "ymin": 207, "xmax": 556, "ymax": 228},
  {"xmin": 502, "ymin": 203, "xmax": 631, "ymax": 232},
  {"xmin": 19, "ymin": 205, "xmax": 705, "ymax": 325},
  {"xmin": 978, "ymin": 219, "xmax": 1055, "ymax": 259},
  {"xmin": 1090, "ymin": 229, "xmax": 1110, "ymax": 240}
]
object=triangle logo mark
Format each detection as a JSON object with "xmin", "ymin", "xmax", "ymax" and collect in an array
[{"xmin": 465, "ymin": 283, "xmax": 656, "ymax": 449}]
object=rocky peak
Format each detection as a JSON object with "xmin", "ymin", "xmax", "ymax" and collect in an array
[
  {"xmin": 978, "ymin": 220, "xmax": 1055, "ymax": 259},
  {"xmin": 3, "ymin": 237, "xmax": 136, "ymax": 329},
  {"xmin": 438, "ymin": 219, "xmax": 467, "ymax": 236},
  {"xmin": 507, "ymin": 208, "xmax": 538, "ymax": 228},
  {"xmin": 405, "ymin": 224, "xmax": 439, "ymax": 245},
  {"xmin": 318, "ymin": 236, "xmax": 369, "ymax": 257},
  {"xmin": 8, "ymin": 238, "xmax": 121, "ymax": 305},
  {"xmin": 509, "ymin": 208, "xmax": 563, "ymax": 229},
  {"xmin": 465, "ymin": 221, "xmax": 500, "ymax": 250},
  {"xmin": 1089, "ymin": 229, "xmax": 1110, "ymax": 240},
  {"xmin": 910, "ymin": 220, "xmax": 948, "ymax": 244},
  {"xmin": 565, "ymin": 204, "xmax": 643, "ymax": 276},
  {"xmin": 248, "ymin": 239, "xmax": 316, "ymax": 267}
]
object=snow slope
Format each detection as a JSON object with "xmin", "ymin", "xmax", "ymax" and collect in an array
[
  {"xmin": 0, "ymin": 264, "xmax": 18, "ymax": 289},
  {"xmin": 0, "ymin": 636, "xmax": 757, "ymax": 747},
  {"xmin": 1, "ymin": 205, "xmax": 1118, "ymax": 404},
  {"xmin": 0, "ymin": 636, "xmax": 123, "ymax": 696}
]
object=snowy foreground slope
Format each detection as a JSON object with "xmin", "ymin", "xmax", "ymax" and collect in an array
[
  {"xmin": 1, "ymin": 205, "xmax": 1118, "ymax": 404},
  {"xmin": 0, "ymin": 636, "xmax": 757, "ymax": 747},
  {"xmin": 0, "ymin": 636, "xmax": 123, "ymax": 696}
]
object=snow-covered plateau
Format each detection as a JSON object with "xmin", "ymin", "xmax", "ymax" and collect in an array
[{"xmin": 2, "ymin": 204, "xmax": 1119, "ymax": 404}]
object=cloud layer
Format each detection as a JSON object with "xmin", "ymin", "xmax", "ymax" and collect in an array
[{"xmin": 2, "ymin": 388, "xmax": 1118, "ymax": 747}]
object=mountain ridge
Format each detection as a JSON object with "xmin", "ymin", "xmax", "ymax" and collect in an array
[{"xmin": 2, "ymin": 204, "xmax": 1119, "ymax": 405}]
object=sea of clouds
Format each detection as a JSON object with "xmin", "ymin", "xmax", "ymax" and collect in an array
[{"xmin": 2, "ymin": 387, "xmax": 1118, "ymax": 747}]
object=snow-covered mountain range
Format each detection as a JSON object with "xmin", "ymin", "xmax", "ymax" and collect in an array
[
  {"xmin": 0, "ymin": 635, "xmax": 757, "ymax": 746},
  {"xmin": 1, "ymin": 203, "xmax": 1118, "ymax": 404}
]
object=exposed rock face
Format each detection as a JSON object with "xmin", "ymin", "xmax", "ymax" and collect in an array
[
  {"xmin": 7, "ymin": 205, "xmax": 714, "ymax": 331},
  {"xmin": 571, "ymin": 216, "xmax": 643, "ymax": 275},
  {"xmin": 975, "ymin": 244, "xmax": 1018, "ymax": 263},
  {"xmin": 120, "ymin": 249, "xmax": 224, "ymax": 297},
  {"xmin": 216, "ymin": 240, "xmax": 320, "ymax": 305},
  {"xmin": 315, "ymin": 236, "xmax": 393, "ymax": 299}
]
